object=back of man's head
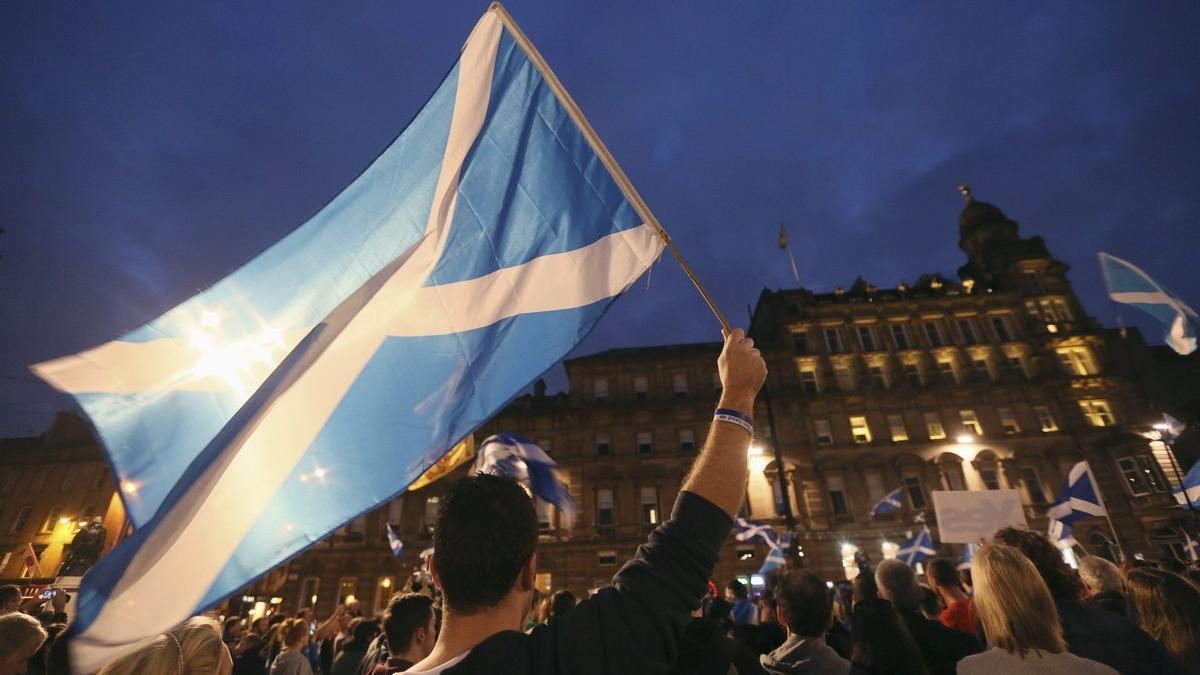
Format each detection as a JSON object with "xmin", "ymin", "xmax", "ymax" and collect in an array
[
  {"xmin": 1079, "ymin": 555, "xmax": 1123, "ymax": 595},
  {"xmin": 433, "ymin": 473, "xmax": 538, "ymax": 614},
  {"xmin": 549, "ymin": 590, "xmax": 576, "ymax": 619},
  {"xmin": 775, "ymin": 572, "xmax": 832, "ymax": 638},
  {"xmin": 0, "ymin": 585, "xmax": 21, "ymax": 614},
  {"xmin": 852, "ymin": 572, "xmax": 878, "ymax": 604},
  {"xmin": 383, "ymin": 594, "xmax": 434, "ymax": 654},
  {"xmin": 875, "ymin": 559, "xmax": 920, "ymax": 612},
  {"xmin": 993, "ymin": 527, "xmax": 1083, "ymax": 599},
  {"xmin": 925, "ymin": 557, "xmax": 960, "ymax": 590},
  {"xmin": 726, "ymin": 579, "xmax": 748, "ymax": 600}
]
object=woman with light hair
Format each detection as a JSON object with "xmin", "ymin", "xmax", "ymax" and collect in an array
[
  {"xmin": 1078, "ymin": 556, "xmax": 1128, "ymax": 617},
  {"xmin": 957, "ymin": 544, "xmax": 1117, "ymax": 674},
  {"xmin": 97, "ymin": 616, "xmax": 232, "ymax": 675},
  {"xmin": 269, "ymin": 617, "xmax": 314, "ymax": 675},
  {"xmin": 1125, "ymin": 568, "xmax": 1200, "ymax": 674},
  {"xmin": 0, "ymin": 611, "xmax": 48, "ymax": 675}
]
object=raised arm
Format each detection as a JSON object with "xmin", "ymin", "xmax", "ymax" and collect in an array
[{"xmin": 681, "ymin": 328, "xmax": 766, "ymax": 516}]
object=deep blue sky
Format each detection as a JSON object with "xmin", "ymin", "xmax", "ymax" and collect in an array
[{"xmin": 2, "ymin": 2, "xmax": 1198, "ymax": 435}]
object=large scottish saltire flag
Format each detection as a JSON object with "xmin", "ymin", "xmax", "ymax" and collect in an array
[
  {"xmin": 1046, "ymin": 461, "xmax": 1108, "ymax": 527},
  {"xmin": 897, "ymin": 528, "xmax": 936, "ymax": 567},
  {"xmin": 758, "ymin": 532, "xmax": 791, "ymax": 575},
  {"xmin": 870, "ymin": 488, "xmax": 903, "ymax": 517},
  {"xmin": 1099, "ymin": 252, "xmax": 1199, "ymax": 355},
  {"xmin": 31, "ymin": 6, "xmax": 664, "ymax": 670}
]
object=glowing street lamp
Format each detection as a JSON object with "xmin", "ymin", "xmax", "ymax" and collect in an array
[{"xmin": 956, "ymin": 434, "xmax": 975, "ymax": 444}]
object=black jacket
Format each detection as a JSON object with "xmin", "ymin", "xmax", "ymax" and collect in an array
[
  {"xmin": 1084, "ymin": 590, "xmax": 1130, "ymax": 618},
  {"xmin": 1055, "ymin": 597, "xmax": 1180, "ymax": 675},
  {"xmin": 897, "ymin": 610, "xmax": 979, "ymax": 675},
  {"xmin": 440, "ymin": 492, "xmax": 730, "ymax": 675}
]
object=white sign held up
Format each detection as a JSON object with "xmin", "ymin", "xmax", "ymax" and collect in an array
[{"xmin": 931, "ymin": 490, "xmax": 1028, "ymax": 543}]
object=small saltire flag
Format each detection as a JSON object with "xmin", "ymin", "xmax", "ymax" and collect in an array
[
  {"xmin": 31, "ymin": 6, "xmax": 664, "ymax": 670},
  {"xmin": 1099, "ymin": 252, "xmax": 1199, "ymax": 355},
  {"xmin": 957, "ymin": 543, "xmax": 979, "ymax": 571},
  {"xmin": 473, "ymin": 433, "xmax": 577, "ymax": 523},
  {"xmin": 897, "ymin": 528, "xmax": 936, "ymax": 567},
  {"xmin": 1048, "ymin": 519, "xmax": 1076, "ymax": 550},
  {"xmin": 1047, "ymin": 461, "xmax": 1108, "ymax": 528},
  {"xmin": 1183, "ymin": 532, "xmax": 1199, "ymax": 564},
  {"xmin": 870, "ymin": 488, "xmax": 903, "ymax": 517},
  {"xmin": 759, "ymin": 532, "xmax": 791, "ymax": 575},
  {"xmin": 734, "ymin": 516, "xmax": 780, "ymax": 550},
  {"xmin": 386, "ymin": 523, "xmax": 404, "ymax": 559},
  {"xmin": 1173, "ymin": 459, "xmax": 1200, "ymax": 511}
]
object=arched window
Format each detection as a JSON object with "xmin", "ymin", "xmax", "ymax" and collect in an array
[{"xmin": 936, "ymin": 453, "xmax": 967, "ymax": 491}]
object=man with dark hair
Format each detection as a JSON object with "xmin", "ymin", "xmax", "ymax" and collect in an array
[
  {"xmin": 850, "ymin": 573, "xmax": 877, "ymax": 606},
  {"xmin": 547, "ymin": 591, "xmax": 575, "ymax": 624},
  {"xmin": 375, "ymin": 593, "xmax": 435, "ymax": 673},
  {"xmin": 874, "ymin": 559, "xmax": 978, "ymax": 675},
  {"xmin": 410, "ymin": 329, "xmax": 767, "ymax": 674},
  {"xmin": 0, "ymin": 585, "xmax": 21, "ymax": 616},
  {"xmin": 992, "ymin": 527, "xmax": 1176, "ymax": 675},
  {"xmin": 762, "ymin": 572, "xmax": 861, "ymax": 674},
  {"xmin": 925, "ymin": 557, "xmax": 974, "ymax": 634},
  {"xmin": 725, "ymin": 578, "xmax": 756, "ymax": 625}
]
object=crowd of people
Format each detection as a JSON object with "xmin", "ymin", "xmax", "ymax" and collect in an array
[{"xmin": 2, "ymin": 332, "xmax": 1199, "ymax": 675}]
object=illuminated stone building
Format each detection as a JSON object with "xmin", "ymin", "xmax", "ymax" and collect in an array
[{"xmin": 0, "ymin": 413, "xmax": 127, "ymax": 584}]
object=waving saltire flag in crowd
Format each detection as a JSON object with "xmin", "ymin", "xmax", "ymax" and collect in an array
[
  {"xmin": 870, "ymin": 488, "xmax": 903, "ymax": 517},
  {"xmin": 386, "ymin": 523, "xmax": 405, "ymax": 559},
  {"xmin": 31, "ymin": 5, "xmax": 664, "ymax": 670},
  {"xmin": 473, "ymin": 433, "xmax": 577, "ymax": 523},
  {"xmin": 957, "ymin": 543, "xmax": 979, "ymax": 571},
  {"xmin": 1174, "ymin": 459, "xmax": 1200, "ymax": 510},
  {"xmin": 897, "ymin": 528, "xmax": 936, "ymax": 567},
  {"xmin": 1184, "ymin": 532, "xmax": 1199, "ymax": 564},
  {"xmin": 1099, "ymin": 252, "xmax": 1199, "ymax": 355},
  {"xmin": 1047, "ymin": 461, "xmax": 1107, "ymax": 527},
  {"xmin": 734, "ymin": 516, "xmax": 780, "ymax": 550},
  {"xmin": 759, "ymin": 532, "xmax": 792, "ymax": 575}
]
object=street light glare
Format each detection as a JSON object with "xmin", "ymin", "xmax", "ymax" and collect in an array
[
  {"xmin": 748, "ymin": 444, "xmax": 765, "ymax": 457},
  {"xmin": 956, "ymin": 435, "xmax": 974, "ymax": 444}
]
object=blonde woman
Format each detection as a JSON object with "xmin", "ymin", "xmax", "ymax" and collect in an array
[
  {"xmin": 957, "ymin": 544, "xmax": 1116, "ymax": 674},
  {"xmin": 0, "ymin": 612, "xmax": 48, "ymax": 675},
  {"xmin": 1125, "ymin": 568, "xmax": 1200, "ymax": 675},
  {"xmin": 269, "ymin": 617, "xmax": 314, "ymax": 675},
  {"xmin": 97, "ymin": 616, "xmax": 232, "ymax": 675}
]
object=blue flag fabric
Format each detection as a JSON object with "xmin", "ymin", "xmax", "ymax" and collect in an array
[
  {"xmin": 1174, "ymin": 459, "xmax": 1200, "ymax": 510},
  {"xmin": 759, "ymin": 532, "xmax": 791, "ymax": 575},
  {"xmin": 734, "ymin": 517, "xmax": 780, "ymax": 550},
  {"xmin": 31, "ymin": 7, "xmax": 664, "ymax": 671},
  {"xmin": 386, "ymin": 523, "xmax": 405, "ymax": 559},
  {"xmin": 957, "ymin": 543, "xmax": 979, "ymax": 571},
  {"xmin": 897, "ymin": 528, "xmax": 936, "ymax": 567},
  {"xmin": 870, "ymin": 488, "xmax": 903, "ymax": 517},
  {"xmin": 1047, "ymin": 461, "xmax": 1108, "ymax": 527},
  {"xmin": 473, "ymin": 433, "xmax": 577, "ymax": 523},
  {"xmin": 1099, "ymin": 252, "xmax": 1199, "ymax": 355}
]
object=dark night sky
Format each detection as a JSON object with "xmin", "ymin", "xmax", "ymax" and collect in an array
[{"xmin": 2, "ymin": 2, "xmax": 1198, "ymax": 436}]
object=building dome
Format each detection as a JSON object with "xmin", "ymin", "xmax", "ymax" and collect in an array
[{"xmin": 958, "ymin": 199, "xmax": 1009, "ymax": 233}]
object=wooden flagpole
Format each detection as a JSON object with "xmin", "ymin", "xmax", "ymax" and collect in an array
[{"xmin": 487, "ymin": 3, "xmax": 731, "ymax": 332}]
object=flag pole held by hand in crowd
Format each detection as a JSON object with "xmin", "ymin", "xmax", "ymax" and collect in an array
[{"xmin": 487, "ymin": 3, "xmax": 731, "ymax": 332}]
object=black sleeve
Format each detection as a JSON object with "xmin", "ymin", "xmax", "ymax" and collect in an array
[{"xmin": 536, "ymin": 490, "xmax": 732, "ymax": 675}]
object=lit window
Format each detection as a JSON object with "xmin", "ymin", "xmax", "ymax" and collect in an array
[
  {"xmin": 887, "ymin": 415, "xmax": 908, "ymax": 442},
  {"xmin": 1138, "ymin": 456, "xmax": 1168, "ymax": 493},
  {"xmin": 537, "ymin": 500, "xmax": 555, "ymax": 532},
  {"xmin": 1034, "ymin": 405, "xmax": 1059, "ymax": 432},
  {"xmin": 640, "ymin": 486, "xmax": 659, "ymax": 525},
  {"xmin": 924, "ymin": 322, "xmax": 944, "ymax": 347},
  {"xmin": 1019, "ymin": 467, "xmax": 1047, "ymax": 504},
  {"xmin": 595, "ymin": 434, "xmax": 611, "ymax": 456},
  {"xmin": 814, "ymin": 419, "xmax": 834, "ymax": 446},
  {"xmin": 800, "ymin": 368, "xmax": 820, "ymax": 393},
  {"xmin": 850, "ymin": 416, "xmax": 872, "ymax": 444},
  {"xmin": 936, "ymin": 359, "xmax": 958, "ymax": 384},
  {"xmin": 1079, "ymin": 400, "xmax": 1116, "ymax": 427},
  {"xmin": 857, "ymin": 325, "xmax": 878, "ymax": 352},
  {"xmin": 835, "ymin": 366, "xmax": 855, "ymax": 392},
  {"xmin": 40, "ymin": 506, "xmax": 64, "ymax": 534},
  {"xmin": 1056, "ymin": 347, "xmax": 1099, "ymax": 376},
  {"xmin": 596, "ymin": 489, "xmax": 615, "ymax": 526},
  {"xmin": 827, "ymin": 476, "xmax": 849, "ymax": 516},
  {"xmin": 960, "ymin": 410, "xmax": 983, "ymax": 436},
  {"xmin": 903, "ymin": 475, "xmax": 926, "ymax": 508},
  {"xmin": 924, "ymin": 412, "xmax": 946, "ymax": 440},
  {"xmin": 593, "ymin": 378, "xmax": 608, "ymax": 400},
  {"xmin": 633, "ymin": 376, "xmax": 648, "ymax": 400},
  {"xmin": 891, "ymin": 324, "xmax": 912, "ymax": 349},
  {"xmin": 991, "ymin": 316, "xmax": 1013, "ymax": 342},
  {"xmin": 597, "ymin": 550, "xmax": 618, "ymax": 566},
  {"xmin": 637, "ymin": 432, "xmax": 653, "ymax": 454},
  {"xmin": 422, "ymin": 496, "xmax": 440, "ymax": 530},
  {"xmin": 1117, "ymin": 457, "xmax": 1150, "ymax": 496},
  {"xmin": 997, "ymin": 408, "xmax": 1021, "ymax": 435},
  {"xmin": 957, "ymin": 319, "xmax": 979, "ymax": 345},
  {"xmin": 903, "ymin": 363, "xmax": 923, "ymax": 387},
  {"xmin": 824, "ymin": 328, "xmax": 846, "ymax": 354},
  {"xmin": 672, "ymin": 373, "xmax": 689, "ymax": 397},
  {"xmin": 678, "ymin": 429, "xmax": 695, "ymax": 452}
]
